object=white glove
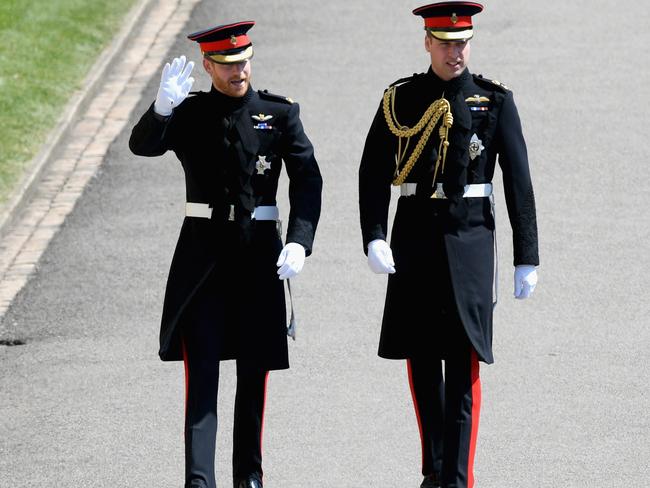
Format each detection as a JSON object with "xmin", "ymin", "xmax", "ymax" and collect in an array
[
  {"xmin": 154, "ymin": 55, "xmax": 195, "ymax": 116},
  {"xmin": 514, "ymin": 265, "xmax": 538, "ymax": 299},
  {"xmin": 367, "ymin": 239, "xmax": 396, "ymax": 274},
  {"xmin": 276, "ymin": 243, "xmax": 306, "ymax": 280}
]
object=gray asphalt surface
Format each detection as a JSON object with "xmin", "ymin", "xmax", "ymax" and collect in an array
[{"xmin": 1, "ymin": 1, "xmax": 649, "ymax": 487}]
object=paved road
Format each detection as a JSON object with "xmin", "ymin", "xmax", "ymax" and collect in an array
[{"xmin": 1, "ymin": 1, "xmax": 648, "ymax": 487}]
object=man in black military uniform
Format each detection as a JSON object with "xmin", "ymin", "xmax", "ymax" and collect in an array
[
  {"xmin": 129, "ymin": 21, "xmax": 322, "ymax": 488},
  {"xmin": 358, "ymin": 3, "xmax": 539, "ymax": 487}
]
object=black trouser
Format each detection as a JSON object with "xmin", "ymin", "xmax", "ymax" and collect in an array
[
  {"xmin": 182, "ymin": 298, "xmax": 268, "ymax": 488},
  {"xmin": 407, "ymin": 346, "xmax": 482, "ymax": 488}
]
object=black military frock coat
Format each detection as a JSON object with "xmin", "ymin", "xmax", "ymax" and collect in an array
[
  {"xmin": 129, "ymin": 85, "xmax": 322, "ymax": 368},
  {"xmin": 359, "ymin": 68, "xmax": 538, "ymax": 364}
]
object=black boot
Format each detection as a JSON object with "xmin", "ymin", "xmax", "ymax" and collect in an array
[
  {"xmin": 187, "ymin": 481, "xmax": 208, "ymax": 488},
  {"xmin": 420, "ymin": 473, "xmax": 441, "ymax": 488},
  {"xmin": 236, "ymin": 475, "xmax": 262, "ymax": 488}
]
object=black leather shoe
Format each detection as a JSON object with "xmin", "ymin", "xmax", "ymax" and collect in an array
[
  {"xmin": 187, "ymin": 481, "xmax": 207, "ymax": 488},
  {"xmin": 236, "ymin": 475, "xmax": 262, "ymax": 488},
  {"xmin": 420, "ymin": 473, "xmax": 441, "ymax": 488}
]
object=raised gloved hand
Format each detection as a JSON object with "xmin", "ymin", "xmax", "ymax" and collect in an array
[
  {"xmin": 367, "ymin": 239, "xmax": 396, "ymax": 274},
  {"xmin": 514, "ymin": 265, "xmax": 538, "ymax": 299},
  {"xmin": 277, "ymin": 243, "xmax": 306, "ymax": 280},
  {"xmin": 154, "ymin": 55, "xmax": 195, "ymax": 116}
]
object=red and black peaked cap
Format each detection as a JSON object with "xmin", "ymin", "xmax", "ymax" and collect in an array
[
  {"xmin": 188, "ymin": 21, "xmax": 255, "ymax": 64},
  {"xmin": 413, "ymin": 2, "xmax": 483, "ymax": 42}
]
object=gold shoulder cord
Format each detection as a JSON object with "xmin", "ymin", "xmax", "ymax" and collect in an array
[{"xmin": 382, "ymin": 85, "xmax": 453, "ymax": 187}]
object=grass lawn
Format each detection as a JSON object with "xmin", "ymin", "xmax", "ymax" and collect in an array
[{"xmin": 0, "ymin": 0, "xmax": 139, "ymax": 202}]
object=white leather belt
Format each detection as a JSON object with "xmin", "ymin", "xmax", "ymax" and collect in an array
[
  {"xmin": 252, "ymin": 206, "xmax": 280, "ymax": 220},
  {"xmin": 185, "ymin": 203, "xmax": 279, "ymax": 221},
  {"xmin": 185, "ymin": 202, "xmax": 213, "ymax": 218},
  {"xmin": 400, "ymin": 183, "xmax": 493, "ymax": 199}
]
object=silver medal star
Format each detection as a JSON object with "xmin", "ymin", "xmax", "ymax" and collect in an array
[
  {"xmin": 469, "ymin": 133, "xmax": 485, "ymax": 160},
  {"xmin": 255, "ymin": 155, "xmax": 271, "ymax": 175}
]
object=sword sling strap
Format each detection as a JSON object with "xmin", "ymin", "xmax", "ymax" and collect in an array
[
  {"xmin": 286, "ymin": 278, "xmax": 297, "ymax": 340},
  {"xmin": 276, "ymin": 219, "xmax": 298, "ymax": 340}
]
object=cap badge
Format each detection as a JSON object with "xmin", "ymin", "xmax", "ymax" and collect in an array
[
  {"xmin": 255, "ymin": 155, "xmax": 272, "ymax": 175},
  {"xmin": 469, "ymin": 133, "xmax": 485, "ymax": 160},
  {"xmin": 451, "ymin": 13, "xmax": 458, "ymax": 24},
  {"xmin": 230, "ymin": 35, "xmax": 238, "ymax": 45}
]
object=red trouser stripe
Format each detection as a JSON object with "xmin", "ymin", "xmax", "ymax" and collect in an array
[
  {"xmin": 182, "ymin": 340, "xmax": 190, "ymax": 436},
  {"xmin": 406, "ymin": 359, "xmax": 426, "ymax": 471},
  {"xmin": 467, "ymin": 349, "xmax": 481, "ymax": 488},
  {"xmin": 260, "ymin": 372, "xmax": 270, "ymax": 457}
]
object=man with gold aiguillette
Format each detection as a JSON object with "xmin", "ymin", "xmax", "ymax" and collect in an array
[
  {"xmin": 358, "ymin": 2, "xmax": 539, "ymax": 487},
  {"xmin": 129, "ymin": 20, "xmax": 322, "ymax": 488}
]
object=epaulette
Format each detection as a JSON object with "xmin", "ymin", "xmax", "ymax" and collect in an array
[
  {"xmin": 473, "ymin": 74, "xmax": 510, "ymax": 92},
  {"xmin": 258, "ymin": 89, "xmax": 294, "ymax": 104},
  {"xmin": 389, "ymin": 72, "xmax": 425, "ymax": 87}
]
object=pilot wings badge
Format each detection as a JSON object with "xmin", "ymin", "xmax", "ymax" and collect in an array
[
  {"xmin": 466, "ymin": 94, "xmax": 490, "ymax": 112},
  {"xmin": 465, "ymin": 94, "xmax": 490, "ymax": 104},
  {"xmin": 252, "ymin": 113, "xmax": 273, "ymax": 122},
  {"xmin": 252, "ymin": 113, "xmax": 274, "ymax": 130}
]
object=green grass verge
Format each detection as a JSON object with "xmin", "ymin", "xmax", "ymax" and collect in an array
[{"xmin": 0, "ymin": 0, "xmax": 139, "ymax": 202}]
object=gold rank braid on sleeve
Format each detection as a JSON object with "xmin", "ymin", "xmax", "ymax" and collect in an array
[{"xmin": 382, "ymin": 85, "xmax": 454, "ymax": 188}]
